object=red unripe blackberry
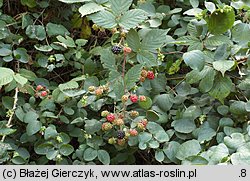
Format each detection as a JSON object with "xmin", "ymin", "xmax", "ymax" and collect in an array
[
  {"xmin": 130, "ymin": 94, "xmax": 138, "ymax": 103},
  {"xmin": 129, "ymin": 129, "xmax": 138, "ymax": 136},
  {"xmin": 147, "ymin": 71, "xmax": 155, "ymax": 80},
  {"xmin": 106, "ymin": 113, "xmax": 116, "ymax": 122},
  {"xmin": 41, "ymin": 91, "xmax": 47, "ymax": 97},
  {"xmin": 36, "ymin": 85, "xmax": 44, "ymax": 91}
]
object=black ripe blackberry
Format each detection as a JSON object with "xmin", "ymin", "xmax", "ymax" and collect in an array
[
  {"xmin": 117, "ymin": 130, "xmax": 125, "ymax": 139},
  {"xmin": 111, "ymin": 45, "xmax": 122, "ymax": 54}
]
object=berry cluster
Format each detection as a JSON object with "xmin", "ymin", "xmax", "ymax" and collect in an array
[
  {"xmin": 35, "ymin": 85, "xmax": 48, "ymax": 98},
  {"xmin": 137, "ymin": 119, "xmax": 148, "ymax": 130},
  {"xmin": 140, "ymin": 69, "xmax": 155, "ymax": 82},
  {"xmin": 100, "ymin": 110, "xmax": 148, "ymax": 147},
  {"xmin": 122, "ymin": 94, "xmax": 147, "ymax": 104},
  {"xmin": 88, "ymin": 85, "xmax": 109, "ymax": 97},
  {"xmin": 111, "ymin": 45, "xmax": 132, "ymax": 55}
]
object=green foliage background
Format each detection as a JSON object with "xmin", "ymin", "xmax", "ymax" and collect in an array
[{"xmin": 0, "ymin": 0, "xmax": 250, "ymax": 165}]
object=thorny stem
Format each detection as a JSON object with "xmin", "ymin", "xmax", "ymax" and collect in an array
[
  {"xmin": 1, "ymin": 87, "xmax": 19, "ymax": 142},
  {"xmin": 121, "ymin": 52, "xmax": 127, "ymax": 128}
]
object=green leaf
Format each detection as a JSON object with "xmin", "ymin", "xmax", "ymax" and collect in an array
[
  {"xmin": 155, "ymin": 94, "xmax": 173, "ymax": 112},
  {"xmin": 21, "ymin": 0, "xmax": 36, "ymax": 8},
  {"xmin": 213, "ymin": 60, "xmax": 235, "ymax": 76},
  {"xmin": 138, "ymin": 96, "xmax": 152, "ymax": 110},
  {"xmin": 182, "ymin": 156, "xmax": 208, "ymax": 165},
  {"xmin": 124, "ymin": 64, "xmax": 142, "ymax": 90},
  {"xmin": 199, "ymin": 67, "xmax": 216, "ymax": 93},
  {"xmin": 0, "ymin": 128, "xmax": 16, "ymax": 136},
  {"xmin": 19, "ymin": 69, "xmax": 37, "ymax": 81},
  {"xmin": 2, "ymin": 96, "xmax": 14, "ymax": 109},
  {"xmin": 56, "ymin": 35, "xmax": 76, "ymax": 48},
  {"xmin": 137, "ymin": 50, "xmax": 158, "ymax": 67},
  {"xmin": 245, "ymin": 101, "xmax": 250, "ymax": 112},
  {"xmin": 176, "ymin": 140, "xmax": 201, "ymax": 160},
  {"xmin": 113, "ymin": 78, "xmax": 124, "ymax": 100},
  {"xmin": 205, "ymin": 1, "xmax": 216, "ymax": 13},
  {"xmin": 126, "ymin": 29, "xmax": 141, "ymax": 52},
  {"xmin": 13, "ymin": 48, "xmax": 29, "ymax": 63},
  {"xmin": 205, "ymin": 35, "xmax": 231, "ymax": 47},
  {"xmin": 26, "ymin": 25, "xmax": 46, "ymax": 40},
  {"xmin": 110, "ymin": 0, "xmax": 133, "ymax": 16},
  {"xmin": 231, "ymin": 152, "xmax": 250, "ymax": 165},
  {"xmin": 24, "ymin": 111, "xmax": 39, "ymax": 123},
  {"xmin": 0, "ymin": 47, "xmax": 12, "ymax": 56},
  {"xmin": 76, "ymin": 39, "xmax": 88, "ymax": 47},
  {"xmin": 15, "ymin": 107, "xmax": 25, "ymax": 122},
  {"xmin": 163, "ymin": 141, "xmax": 180, "ymax": 163},
  {"xmin": 46, "ymin": 23, "xmax": 69, "ymax": 37},
  {"xmin": 0, "ymin": 67, "xmax": 14, "ymax": 86},
  {"xmin": 230, "ymin": 101, "xmax": 247, "ymax": 115},
  {"xmin": 13, "ymin": 74, "xmax": 28, "ymax": 87},
  {"xmin": 34, "ymin": 44, "xmax": 53, "ymax": 52},
  {"xmin": 12, "ymin": 156, "xmax": 26, "ymax": 165},
  {"xmin": 217, "ymin": 105, "xmax": 229, "ymax": 116},
  {"xmin": 141, "ymin": 29, "xmax": 167, "ymax": 51},
  {"xmin": 97, "ymin": 150, "xmax": 110, "ymax": 165},
  {"xmin": 209, "ymin": 74, "xmax": 233, "ymax": 104},
  {"xmin": 59, "ymin": 81, "xmax": 78, "ymax": 91},
  {"xmin": 147, "ymin": 122, "xmax": 169, "ymax": 142},
  {"xmin": 190, "ymin": 0, "xmax": 199, "ymax": 8},
  {"xmin": 186, "ymin": 70, "xmax": 203, "ymax": 84},
  {"xmin": 3, "ymin": 55, "xmax": 13, "ymax": 62},
  {"xmin": 46, "ymin": 150, "xmax": 59, "ymax": 160},
  {"xmin": 84, "ymin": 147, "xmax": 98, "ymax": 161},
  {"xmin": 26, "ymin": 121, "xmax": 42, "ymax": 136},
  {"xmin": 224, "ymin": 133, "xmax": 245, "ymax": 151},
  {"xmin": 139, "ymin": 132, "xmax": 152, "ymax": 143},
  {"xmin": 79, "ymin": 3, "xmax": 104, "ymax": 17},
  {"xmin": 173, "ymin": 118, "xmax": 196, "ymax": 134},
  {"xmin": 59, "ymin": 144, "xmax": 74, "ymax": 156},
  {"xmin": 146, "ymin": 110, "xmax": 160, "ymax": 122},
  {"xmin": 34, "ymin": 142, "xmax": 54, "ymax": 155},
  {"xmin": 206, "ymin": 6, "xmax": 235, "ymax": 35},
  {"xmin": 85, "ymin": 119, "xmax": 102, "ymax": 134},
  {"xmin": 119, "ymin": 9, "xmax": 147, "ymax": 30},
  {"xmin": 155, "ymin": 150, "xmax": 165, "ymax": 162},
  {"xmin": 183, "ymin": 105, "xmax": 202, "ymax": 119},
  {"xmin": 193, "ymin": 123, "xmax": 216, "ymax": 142},
  {"xmin": 204, "ymin": 143, "xmax": 229, "ymax": 165},
  {"xmin": 44, "ymin": 127, "xmax": 58, "ymax": 140},
  {"xmin": 232, "ymin": 143, "xmax": 250, "ymax": 165},
  {"xmin": 100, "ymin": 49, "xmax": 117, "ymax": 71},
  {"xmin": 148, "ymin": 140, "xmax": 160, "ymax": 149},
  {"xmin": 232, "ymin": 23, "xmax": 250, "ymax": 47},
  {"xmin": 88, "ymin": 10, "xmax": 117, "ymax": 29},
  {"xmin": 183, "ymin": 50, "xmax": 205, "ymax": 71}
]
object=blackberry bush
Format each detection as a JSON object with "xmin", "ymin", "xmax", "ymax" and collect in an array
[{"xmin": 0, "ymin": 0, "xmax": 250, "ymax": 165}]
